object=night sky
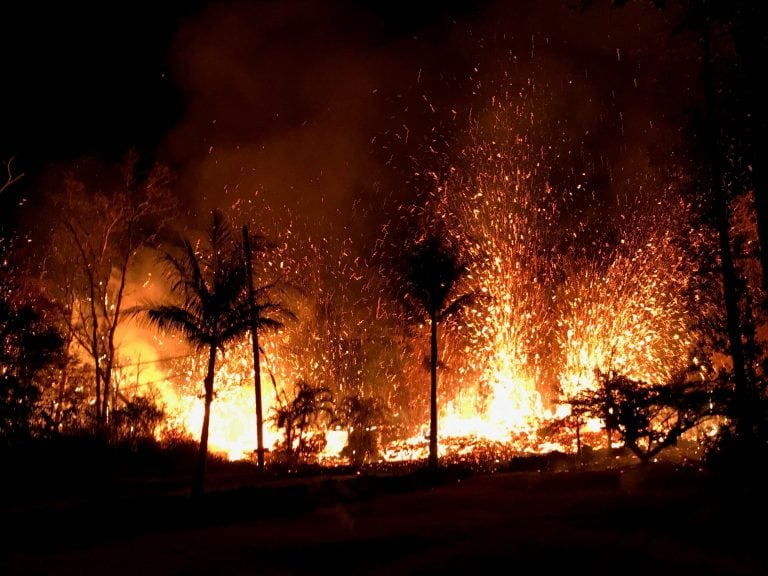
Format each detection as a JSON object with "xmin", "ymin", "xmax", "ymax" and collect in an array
[
  {"xmin": 4, "ymin": 10, "xmax": 768, "ymax": 566},
  {"xmin": 1, "ymin": 2, "xmax": 203, "ymax": 165},
  {"xmin": 1, "ymin": 0, "xmax": 706, "ymax": 246}
]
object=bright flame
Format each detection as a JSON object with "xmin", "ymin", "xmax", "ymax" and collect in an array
[{"xmin": 114, "ymin": 81, "xmax": 713, "ymax": 466}]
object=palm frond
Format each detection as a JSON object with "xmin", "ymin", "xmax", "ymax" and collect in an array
[
  {"xmin": 401, "ymin": 231, "xmax": 471, "ymax": 319},
  {"xmin": 144, "ymin": 305, "xmax": 211, "ymax": 350},
  {"xmin": 256, "ymin": 301, "xmax": 297, "ymax": 324},
  {"xmin": 439, "ymin": 291, "xmax": 480, "ymax": 323}
]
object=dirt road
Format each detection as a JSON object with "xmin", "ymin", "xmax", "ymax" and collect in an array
[{"xmin": 3, "ymin": 467, "xmax": 766, "ymax": 575}]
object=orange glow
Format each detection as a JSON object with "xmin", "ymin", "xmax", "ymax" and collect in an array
[
  {"xmin": 124, "ymin": 210, "xmax": 702, "ymax": 461},
  {"xmin": 113, "ymin": 97, "xmax": 709, "ymax": 466}
]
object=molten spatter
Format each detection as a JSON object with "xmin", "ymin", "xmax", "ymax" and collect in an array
[{"xmin": 134, "ymin": 85, "xmax": 706, "ymax": 466}]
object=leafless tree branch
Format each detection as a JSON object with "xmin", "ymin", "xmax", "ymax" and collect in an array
[{"xmin": 0, "ymin": 156, "xmax": 24, "ymax": 195}]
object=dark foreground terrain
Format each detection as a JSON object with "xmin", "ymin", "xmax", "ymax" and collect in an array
[{"xmin": 2, "ymin": 461, "xmax": 767, "ymax": 576}]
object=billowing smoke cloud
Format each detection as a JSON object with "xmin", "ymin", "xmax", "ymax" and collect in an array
[
  {"xmin": 157, "ymin": 0, "xmax": 700, "ymax": 251},
  {"xmin": 159, "ymin": 1, "xmax": 420, "ymax": 242}
]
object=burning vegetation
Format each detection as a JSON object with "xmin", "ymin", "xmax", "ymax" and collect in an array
[
  {"xmin": 2, "ymin": 0, "xmax": 767, "ymax": 499},
  {"xmin": 0, "ymin": 97, "xmax": 746, "ymax": 474}
]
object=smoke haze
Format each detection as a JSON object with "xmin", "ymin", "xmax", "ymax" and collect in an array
[{"xmin": 155, "ymin": 0, "xmax": 699, "ymax": 250}]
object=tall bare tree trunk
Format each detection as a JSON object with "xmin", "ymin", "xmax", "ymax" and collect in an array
[
  {"xmin": 702, "ymin": 24, "xmax": 754, "ymax": 441},
  {"xmin": 193, "ymin": 343, "xmax": 217, "ymax": 498},
  {"xmin": 87, "ymin": 278, "xmax": 103, "ymax": 430},
  {"xmin": 243, "ymin": 225, "xmax": 265, "ymax": 473},
  {"xmin": 752, "ymin": 161, "xmax": 768, "ymax": 297},
  {"xmin": 428, "ymin": 311, "xmax": 439, "ymax": 470},
  {"xmin": 733, "ymin": 2, "xmax": 768, "ymax": 297},
  {"xmin": 101, "ymin": 241, "xmax": 131, "ymax": 430}
]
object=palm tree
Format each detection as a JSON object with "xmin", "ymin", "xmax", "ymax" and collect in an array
[
  {"xmin": 135, "ymin": 209, "xmax": 250, "ymax": 497},
  {"xmin": 270, "ymin": 379, "xmax": 334, "ymax": 467},
  {"xmin": 400, "ymin": 230, "xmax": 476, "ymax": 470}
]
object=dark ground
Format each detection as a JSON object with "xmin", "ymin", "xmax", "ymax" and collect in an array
[{"xmin": 1, "ymin": 459, "xmax": 767, "ymax": 576}]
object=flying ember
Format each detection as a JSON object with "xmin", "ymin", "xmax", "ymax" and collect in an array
[{"xmin": 125, "ymin": 84, "xmax": 702, "ymax": 466}]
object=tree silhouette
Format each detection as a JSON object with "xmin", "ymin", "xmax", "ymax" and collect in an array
[
  {"xmin": 0, "ymin": 156, "xmax": 23, "ymax": 196},
  {"xmin": 0, "ymin": 293, "xmax": 64, "ymax": 444},
  {"xmin": 610, "ymin": 0, "xmax": 768, "ymax": 470},
  {"xmin": 567, "ymin": 369, "xmax": 718, "ymax": 465},
  {"xmin": 133, "ymin": 209, "xmax": 251, "ymax": 497},
  {"xmin": 47, "ymin": 152, "xmax": 175, "ymax": 433},
  {"xmin": 270, "ymin": 379, "xmax": 334, "ymax": 467},
  {"xmin": 399, "ymin": 230, "xmax": 476, "ymax": 469},
  {"xmin": 241, "ymin": 224, "xmax": 295, "ymax": 473},
  {"xmin": 337, "ymin": 393, "xmax": 389, "ymax": 468}
]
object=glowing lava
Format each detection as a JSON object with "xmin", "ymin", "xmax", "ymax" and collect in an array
[{"xmin": 122, "ymin": 86, "xmax": 705, "ymax": 465}]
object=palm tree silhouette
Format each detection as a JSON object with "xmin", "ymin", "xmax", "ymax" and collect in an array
[
  {"xmin": 135, "ymin": 209, "xmax": 251, "ymax": 497},
  {"xmin": 401, "ymin": 230, "xmax": 476, "ymax": 469}
]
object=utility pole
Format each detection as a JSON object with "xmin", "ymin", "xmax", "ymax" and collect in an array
[{"xmin": 243, "ymin": 225, "xmax": 265, "ymax": 472}]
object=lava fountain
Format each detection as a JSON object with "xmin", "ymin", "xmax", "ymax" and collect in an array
[
  {"xmin": 388, "ymin": 89, "xmax": 702, "ymax": 458},
  {"xmin": 134, "ymin": 88, "xmax": 704, "ymax": 464}
]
